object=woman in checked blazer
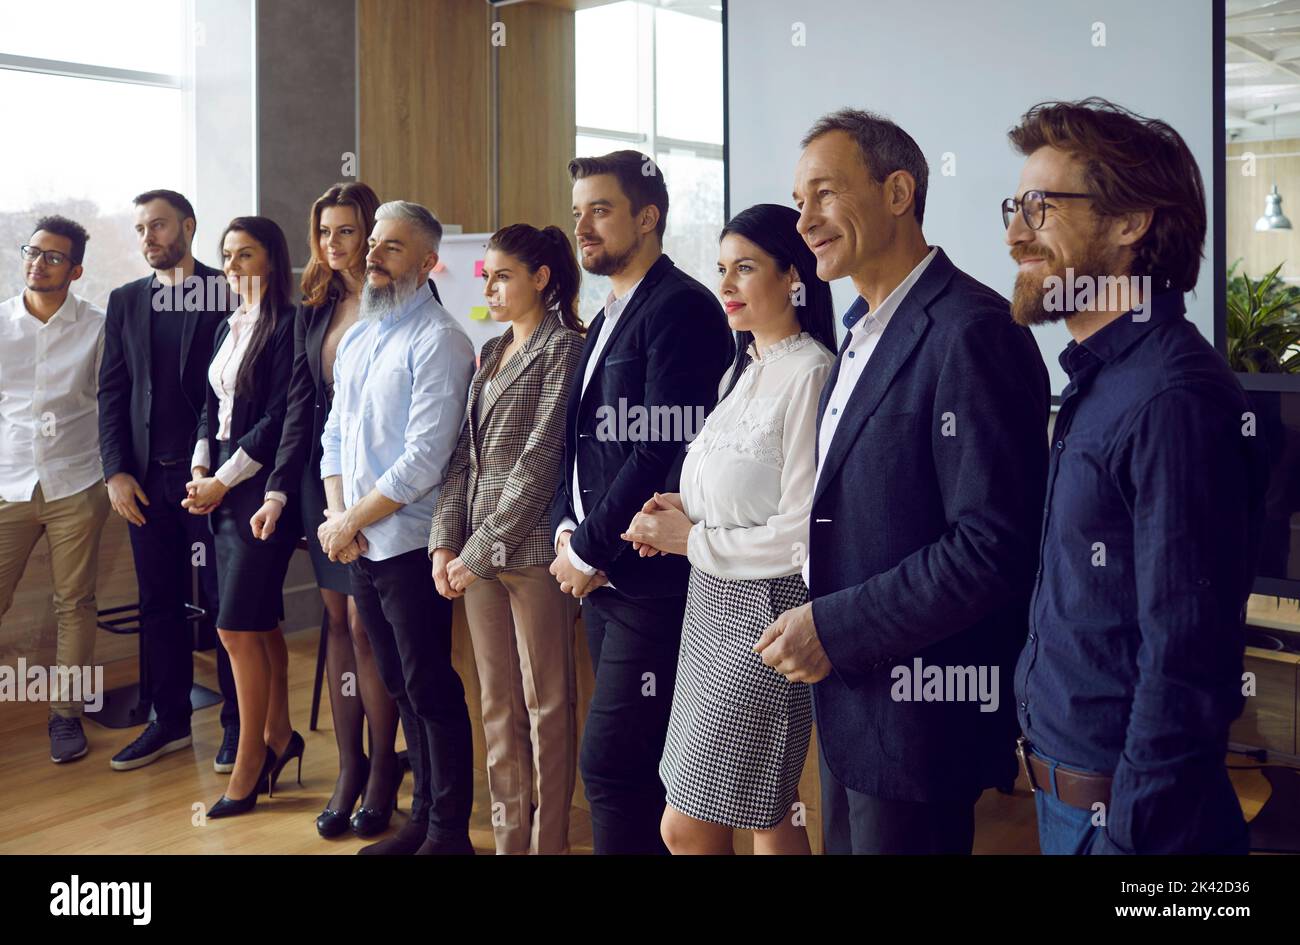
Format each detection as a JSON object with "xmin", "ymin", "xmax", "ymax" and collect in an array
[{"xmin": 430, "ymin": 223, "xmax": 586, "ymax": 854}]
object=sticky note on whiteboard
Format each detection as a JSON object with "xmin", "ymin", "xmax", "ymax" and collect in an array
[
  {"xmin": 469, "ymin": 306, "xmax": 489, "ymax": 321},
  {"xmin": 473, "ymin": 259, "xmax": 485, "ymax": 278}
]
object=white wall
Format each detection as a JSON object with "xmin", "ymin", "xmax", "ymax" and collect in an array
[{"xmin": 726, "ymin": 0, "xmax": 1217, "ymax": 395}]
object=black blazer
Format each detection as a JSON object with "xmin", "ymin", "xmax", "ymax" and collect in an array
[
  {"xmin": 807, "ymin": 248, "xmax": 1050, "ymax": 804},
  {"xmin": 98, "ymin": 261, "xmax": 229, "ymax": 480},
  {"xmin": 549, "ymin": 253, "xmax": 733, "ymax": 598},
  {"xmin": 195, "ymin": 305, "xmax": 300, "ymax": 546}
]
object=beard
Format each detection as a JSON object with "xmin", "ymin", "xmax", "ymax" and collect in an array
[
  {"xmin": 580, "ymin": 235, "xmax": 639, "ymax": 277},
  {"xmin": 26, "ymin": 272, "xmax": 73, "ymax": 293},
  {"xmin": 1010, "ymin": 232, "xmax": 1122, "ymax": 327},
  {"xmin": 360, "ymin": 266, "xmax": 423, "ymax": 320},
  {"xmin": 145, "ymin": 234, "xmax": 187, "ymax": 272}
]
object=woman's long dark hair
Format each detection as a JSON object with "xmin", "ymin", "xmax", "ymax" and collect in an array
[
  {"xmin": 718, "ymin": 203, "xmax": 836, "ymax": 399},
  {"xmin": 219, "ymin": 216, "xmax": 293, "ymax": 398},
  {"xmin": 487, "ymin": 223, "xmax": 586, "ymax": 334}
]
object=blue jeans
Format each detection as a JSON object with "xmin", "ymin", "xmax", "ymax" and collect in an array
[{"xmin": 1030, "ymin": 748, "xmax": 1109, "ymax": 855}]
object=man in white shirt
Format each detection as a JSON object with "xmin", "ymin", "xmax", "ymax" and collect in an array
[{"xmin": 0, "ymin": 217, "xmax": 109, "ymax": 764}]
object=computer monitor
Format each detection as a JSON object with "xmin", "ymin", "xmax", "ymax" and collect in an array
[{"xmin": 1239, "ymin": 373, "xmax": 1300, "ymax": 600}]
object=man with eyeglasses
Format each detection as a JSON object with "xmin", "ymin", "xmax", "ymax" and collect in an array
[
  {"xmin": 1005, "ymin": 98, "xmax": 1267, "ymax": 854},
  {"xmin": 0, "ymin": 218, "xmax": 109, "ymax": 763}
]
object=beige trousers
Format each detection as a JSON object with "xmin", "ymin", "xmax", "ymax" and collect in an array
[
  {"xmin": 462, "ymin": 564, "xmax": 578, "ymax": 854},
  {"xmin": 0, "ymin": 482, "xmax": 110, "ymax": 717}
]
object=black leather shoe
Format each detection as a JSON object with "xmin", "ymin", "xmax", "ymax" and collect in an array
[
  {"xmin": 351, "ymin": 767, "xmax": 405, "ymax": 837},
  {"xmin": 318, "ymin": 758, "xmax": 369, "ymax": 838},
  {"xmin": 110, "ymin": 721, "xmax": 192, "ymax": 771},
  {"xmin": 214, "ymin": 725, "xmax": 239, "ymax": 773},
  {"xmin": 209, "ymin": 747, "xmax": 275, "ymax": 819},
  {"xmin": 269, "ymin": 730, "xmax": 305, "ymax": 796}
]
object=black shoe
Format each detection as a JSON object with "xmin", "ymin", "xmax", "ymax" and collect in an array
[
  {"xmin": 210, "ymin": 747, "xmax": 275, "ymax": 819},
  {"xmin": 357, "ymin": 818, "xmax": 427, "ymax": 855},
  {"xmin": 415, "ymin": 834, "xmax": 475, "ymax": 855},
  {"xmin": 269, "ymin": 730, "xmax": 305, "ymax": 796},
  {"xmin": 214, "ymin": 725, "xmax": 239, "ymax": 773},
  {"xmin": 351, "ymin": 766, "xmax": 405, "ymax": 837},
  {"xmin": 318, "ymin": 757, "xmax": 369, "ymax": 838},
  {"xmin": 49, "ymin": 715, "xmax": 89, "ymax": 763},
  {"xmin": 110, "ymin": 721, "xmax": 192, "ymax": 771}
]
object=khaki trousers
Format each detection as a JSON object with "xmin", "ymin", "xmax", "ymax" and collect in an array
[
  {"xmin": 462, "ymin": 564, "xmax": 578, "ymax": 854},
  {"xmin": 0, "ymin": 482, "xmax": 110, "ymax": 717}
]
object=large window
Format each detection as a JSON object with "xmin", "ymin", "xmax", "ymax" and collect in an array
[
  {"xmin": 0, "ymin": 0, "xmax": 190, "ymax": 307},
  {"xmin": 575, "ymin": 0, "xmax": 724, "ymax": 320}
]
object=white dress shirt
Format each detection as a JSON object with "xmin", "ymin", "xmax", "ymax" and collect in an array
[
  {"xmin": 681, "ymin": 332, "xmax": 833, "ymax": 580},
  {"xmin": 804, "ymin": 246, "xmax": 937, "ymax": 587},
  {"xmin": 555, "ymin": 275, "xmax": 644, "ymax": 579},
  {"xmin": 0, "ymin": 292, "xmax": 105, "ymax": 502},
  {"xmin": 191, "ymin": 304, "xmax": 264, "ymax": 488}
]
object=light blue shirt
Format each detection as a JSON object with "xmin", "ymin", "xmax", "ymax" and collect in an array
[{"xmin": 320, "ymin": 282, "xmax": 475, "ymax": 561}]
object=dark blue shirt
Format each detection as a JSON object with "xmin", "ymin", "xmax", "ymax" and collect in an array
[{"xmin": 1014, "ymin": 291, "xmax": 1266, "ymax": 854}]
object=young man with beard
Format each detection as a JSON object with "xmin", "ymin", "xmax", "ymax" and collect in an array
[
  {"xmin": 1004, "ymin": 98, "xmax": 1266, "ymax": 854},
  {"xmin": 550, "ymin": 150, "xmax": 732, "ymax": 854},
  {"xmin": 98, "ymin": 190, "xmax": 240, "ymax": 772},
  {"xmin": 318, "ymin": 200, "xmax": 476, "ymax": 854},
  {"xmin": 758, "ymin": 108, "xmax": 1050, "ymax": 854},
  {"xmin": 0, "ymin": 217, "xmax": 108, "ymax": 763}
]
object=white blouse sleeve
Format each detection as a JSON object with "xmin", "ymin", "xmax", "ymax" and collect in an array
[{"xmin": 686, "ymin": 360, "xmax": 831, "ymax": 579}]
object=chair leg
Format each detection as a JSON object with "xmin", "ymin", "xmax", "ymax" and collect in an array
[{"xmin": 310, "ymin": 606, "xmax": 328, "ymax": 731}]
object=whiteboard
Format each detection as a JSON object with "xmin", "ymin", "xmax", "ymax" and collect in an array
[
  {"xmin": 726, "ymin": 0, "xmax": 1217, "ymax": 397},
  {"xmin": 433, "ymin": 232, "xmax": 508, "ymax": 361}
]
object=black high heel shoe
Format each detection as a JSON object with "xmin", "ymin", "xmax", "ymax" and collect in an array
[
  {"xmin": 269, "ymin": 730, "xmax": 305, "ymax": 797},
  {"xmin": 350, "ymin": 766, "xmax": 405, "ymax": 837},
  {"xmin": 317, "ymin": 757, "xmax": 369, "ymax": 839},
  {"xmin": 209, "ymin": 746, "xmax": 275, "ymax": 819}
]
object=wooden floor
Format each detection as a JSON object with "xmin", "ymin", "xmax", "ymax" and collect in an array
[{"xmin": 0, "ymin": 627, "xmax": 1277, "ymax": 855}]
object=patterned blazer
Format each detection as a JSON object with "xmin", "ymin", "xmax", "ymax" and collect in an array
[{"xmin": 429, "ymin": 308, "xmax": 584, "ymax": 577}]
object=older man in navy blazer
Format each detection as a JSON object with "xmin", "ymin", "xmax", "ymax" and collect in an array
[{"xmin": 757, "ymin": 108, "xmax": 1050, "ymax": 854}]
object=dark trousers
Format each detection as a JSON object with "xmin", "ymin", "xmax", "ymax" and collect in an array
[
  {"xmin": 351, "ymin": 547, "xmax": 473, "ymax": 841},
  {"xmin": 579, "ymin": 588, "xmax": 686, "ymax": 855},
  {"xmin": 126, "ymin": 461, "xmax": 238, "ymax": 731},
  {"xmin": 819, "ymin": 751, "xmax": 976, "ymax": 854}
]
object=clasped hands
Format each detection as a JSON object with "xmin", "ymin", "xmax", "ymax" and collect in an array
[
  {"xmin": 317, "ymin": 508, "xmax": 368, "ymax": 565},
  {"xmin": 181, "ymin": 467, "xmax": 226, "ymax": 515}
]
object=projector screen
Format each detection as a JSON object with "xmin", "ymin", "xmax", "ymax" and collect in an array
[{"xmin": 725, "ymin": 0, "xmax": 1219, "ymax": 397}]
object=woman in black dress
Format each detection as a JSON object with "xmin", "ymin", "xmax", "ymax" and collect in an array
[
  {"xmin": 185, "ymin": 216, "xmax": 302, "ymax": 817},
  {"xmin": 249, "ymin": 183, "xmax": 403, "ymax": 838}
]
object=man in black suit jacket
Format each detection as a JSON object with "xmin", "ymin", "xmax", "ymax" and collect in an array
[
  {"xmin": 549, "ymin": 151, "xmax": 733, "ymax": 854},
  {"xmin": 98, "ymin": 190, "xmax": 239, "ymax": 772},
  {"xmin": 757, "ymin": 110, "xmax": 1049, "ymax": 853}
]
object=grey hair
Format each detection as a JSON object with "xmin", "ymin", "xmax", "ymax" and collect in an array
[
  {"xmin": 801, "ymin": 107, "xmax": 929, "ymax": 225},
  {"xmin": 375, "ymin": 200, "xmax": 443, "ymax": 253}
]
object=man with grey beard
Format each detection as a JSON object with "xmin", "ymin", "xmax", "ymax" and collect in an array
[{"xmin": 319, "ymin": 200, "xmax": 476, "ymax": 854}]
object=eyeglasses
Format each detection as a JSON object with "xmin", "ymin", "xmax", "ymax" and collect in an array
[
  {"xmin": 20, "ymin": 244, "xmax": 70, "ymax": 267},
  {"xmin": 1001, "ymin": 190, "xmax": 1095, "ymax": 231}
]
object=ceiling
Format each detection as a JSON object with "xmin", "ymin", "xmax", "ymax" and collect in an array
[{"xmin": 1228, "ymin": 0, "xmax": 1300, "ymax": 139}]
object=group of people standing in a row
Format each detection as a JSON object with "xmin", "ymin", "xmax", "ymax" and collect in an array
[{"xmin": 1, "ymin": 96, "xmax": 1263, "ymax": 856}]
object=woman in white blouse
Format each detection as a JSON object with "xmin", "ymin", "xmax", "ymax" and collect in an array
[
  {"xmin": 183, "ymin": 216, "xmax": 302, "ymax": 818},
  {"xmin": 622, "ymin": 203, "xmax": 837, "ymax": 854}
]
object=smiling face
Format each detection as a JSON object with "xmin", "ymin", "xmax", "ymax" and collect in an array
[
  {"xmin": 716, "ymin": 233, "xmax": 796, "ymax": 336},
  {"xmin": 221, "ymin": 229, "xmax": 271, "ymax": 305},
  {"xmin": 793, "ymin": 129, "xmax": 897, "ymax": 283},
  {"xmin": 572, "ymin": 173, "xmax": 649, "ymax": 277},
  {"xmin": 1005, "ymin": 145, "xmax": 1126, "ymax": 326},
  {"xmin": 24, "ymin": 230, "xmax": 80, "ymax": 294},
  {"xmin": 318, "ymin": 204, "xmax": 365, "ymax": 275},
  {"xmin": 133, "ymin": 198, "xmax": 192, "ymax": 272},
  {"xmin": 482, "ymin": 247, "xmax": 549, "ymax": 323}
]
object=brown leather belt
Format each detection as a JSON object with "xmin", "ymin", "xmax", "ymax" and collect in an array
[{"xmin": 1016, "ymin": 737, "xmax": 1112, "ymax": 810}]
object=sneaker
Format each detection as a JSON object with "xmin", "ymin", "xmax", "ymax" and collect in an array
[
  {"xmin": 49, "ymin": 715, "xmax": 88, "ymax": 763},
  {"xmin": 109, "ymin": 720, "xmax": 192, "ymax": 771},
  {"xmin": 214, "ymin": 725, "xmax": 239, "ymax": 773}
]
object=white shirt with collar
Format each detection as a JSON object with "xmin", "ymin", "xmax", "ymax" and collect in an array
[
  {"xmin": 555, "ymin": 275, "xmax": 645, "ymax": 578},
  {"xmin": 0, "ymin": 292, "xmax": 106, "ymax": 502},
  {"xmin": 190, "ymin": 303, "xmax": 266, "ymax": 488},
  {"xmin": 804, "ymin": 246, "xmax": 937, "ymax": 588}
]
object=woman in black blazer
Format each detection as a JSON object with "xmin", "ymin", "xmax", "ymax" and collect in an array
[
  {"xmin": 184, "ymin": 216, "xmax": 303, "ymax": 817},
  {"xmin": 248, "ymin": 182, "xmax": 403, "ymax": 839}
]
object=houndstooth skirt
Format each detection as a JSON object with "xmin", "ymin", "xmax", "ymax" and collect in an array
[{"xmin": 659, "ymin": 567, "xmax": 813, "ymax": 830}]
